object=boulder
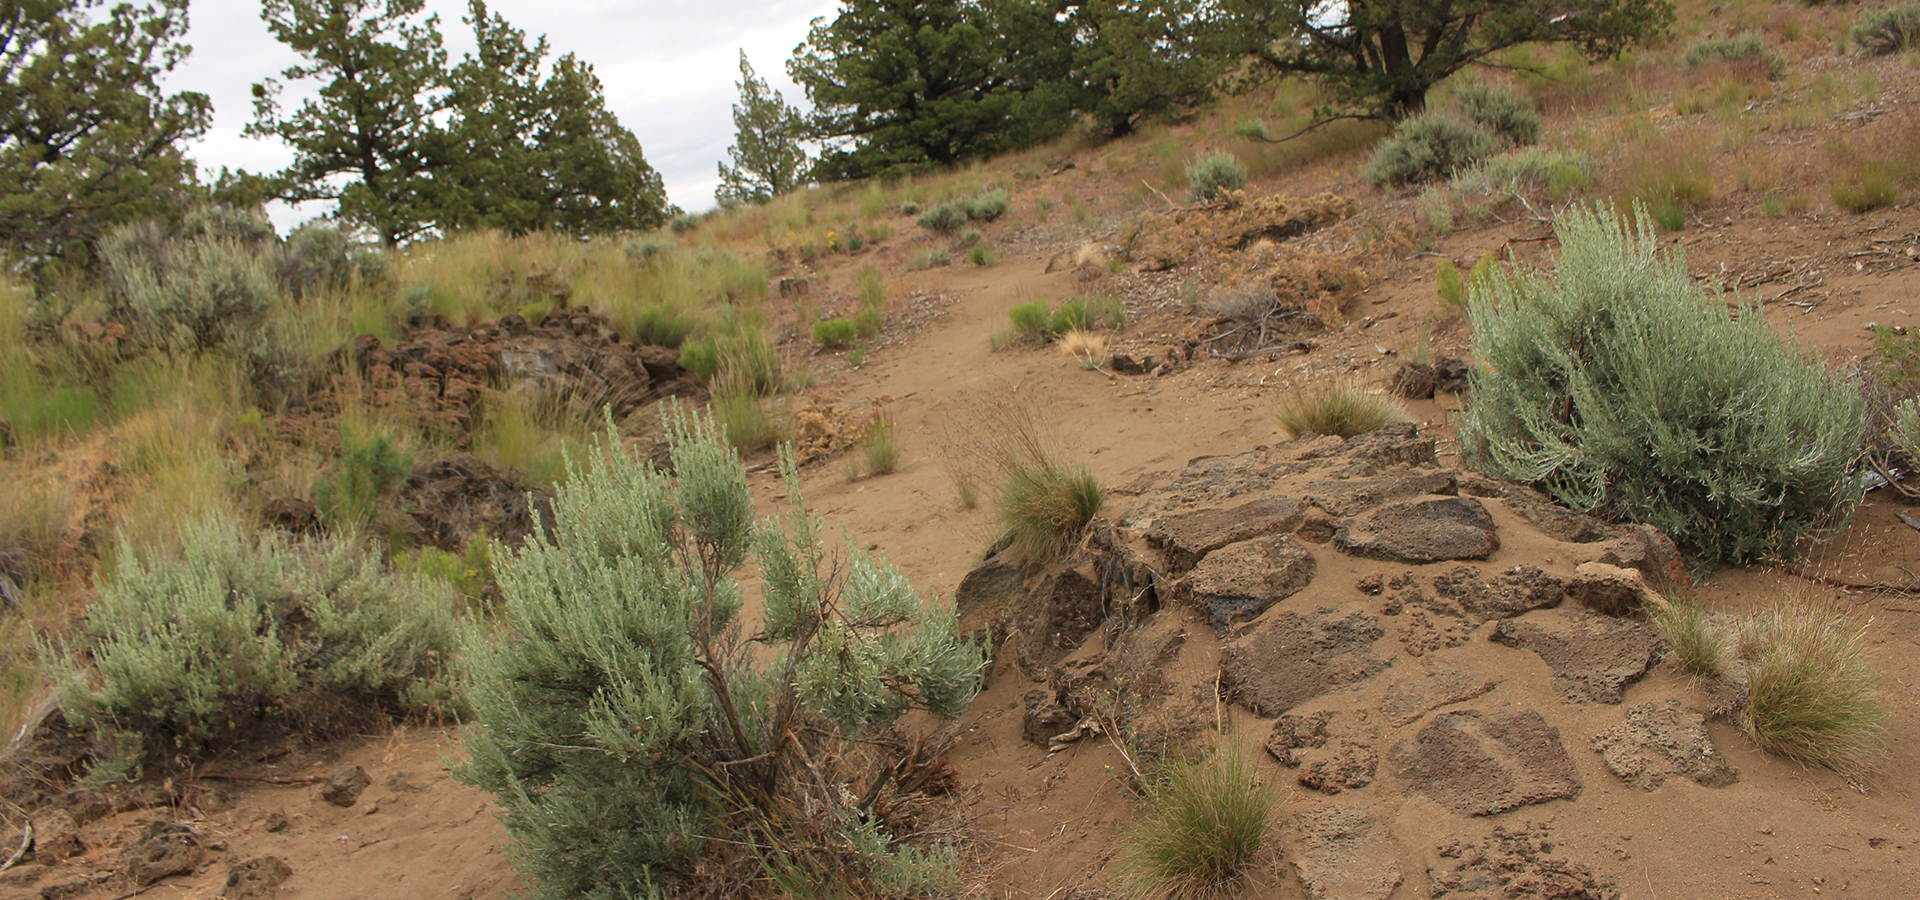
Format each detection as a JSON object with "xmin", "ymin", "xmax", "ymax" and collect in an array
[
  {"xmin": 320, "ymin": 765, "xmax": 371, "ymax": 808},
  {"xmin": 1335, "ymin": 497, "xmax": 1499, "ymax": 564},
  {"xmin": 119, "ymin": 821, "xmax": 202, "ymax": 886},
  {"xmin": 1145, "ymin": 496, "xmax": 1303, "ymax": 571},
  {"xmin": 224, "ymin": 857, "xmax": 294, "ymax": 900}
]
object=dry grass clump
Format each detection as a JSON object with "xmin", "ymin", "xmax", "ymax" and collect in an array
[
  {"xmin": 1119, "ymin": 744, "xmax": 1271, "ymax": 899},
  {"xmin": 845, "ymin": 414, "xmax": 902, "ymax": 481},
  {"xmin": 1056, "ymin": 330, "xmax": 1109, "ymax": 370},
  {"xmin": 1275, "ymin": 381, "xmax": 1411, "ymax": 439},
  {"xmin": 1735, "ymin": 604, "xmax": 1890, "ymax": 776},
  {"xmin": 1648, "ymin": 598, "xmax": 1729, "ymax": 679}
]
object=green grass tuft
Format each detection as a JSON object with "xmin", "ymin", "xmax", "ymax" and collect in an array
[
  {"xmin": 1737, "ymin": 604, "xmax": 1890, "ymax": 776},
  {"xmin": 998, "ymin": 460, "xmax": 1103, "ymax": 562},
  {"xmin": 1120, "ymin": 745, "xmax": 1271, "ymax": 899},
  {"xmin": 1275, "ymin": 381, "xmax": 1412, "ymax": 439}
]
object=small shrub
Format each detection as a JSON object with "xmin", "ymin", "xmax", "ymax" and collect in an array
[
  {"xmin": 1852, "ymin": 3, "xmax": 1920, "ymax": 56},
  {"xmin": 1120, "ymin": 745, "xmax": 1271, "ymax": 899},
  {"xmin": 968, "ymin": 244, "xmax": 999, "ymax": 266},
  {"xmin": 856, "ymin": 266, "xmax": 886, "ymax": 307},
  {"xmin": 49, "ymin": 517, "xmax": 466, "ymax": 779},
  {"xmin": 1366, "ymin": 115, "xmax": 1498, "ymax": 186},
  {"xmin": 999, "ymin": 459, "xmax": 1103, "ymax": 561},
  {"xmin": 813, "ymin": 317, "xmax": 861, "ymax": 349},
  {"xmin": 916, "ymin": 203, "xmax": 967, "ymax": 234},
  {"xmin": 1686, "ymin": 33, "xmax": 1788, "ymax": 79},
  {"xmin": 957, "ymin": 228, "xmax": 982, "ymax": 248},
  {"xmin": 680, "ymin": 325, "xmax": 781, "ymax": 394},
  {"xmin": 964, "ymin": 188, "xmax": 1010, "ymax": 221},
  {"xmin": 906, "ymin": 248, "xmax": 951, "ymax": 271},
  {"xmin": 669, "ymin": 213, "xmax": 699, "ymax": 234},
  {"xmin": 281, "ymin": 223, "xmax": 384, "ymax": 299},
  {"xmin": 395, "ymin": 541, "xmax": 495, "ymax": 606},
  {"xmin": 858, "ymin": 414, "xmax": 902, "ymax": 477},
  {"xmin": 1650, "ymin": 600, "xmax": 1727, "ymax": 679},
  {"xmin": 1460, "ymin": 205, "xmax": 1866, "ymax": 566},
  {"xmin": 1435, "ymin": 258, "xmax": 1467, "ymax": 311},
  {"xmin": 1049, "ymin": 299, "xmax": 1090, "ymax": 335},
  {"xmin": 625, "ymin": 303, "xmax": 699, "ymax": 348},
  {"xmin": 1831, "ymin": 163, "xmax": 1901, "ymax": 212},
  {"xmin": 1737, "ymin": 604, "xmax": 1890, "ymax": 775},
  {"xmin": 316, "ymin": 428, "xmax": 412, "ymax": 531},
  {"xmin": 1057, "ymin": 330, "xmax": 1108, "ymax": 370},
  {"xmin": 624, "ymin": 236, "xmax": 675, "ymax": 261},
  {"xmin": 852, "ymin": 305, "xmax": 883, "ymax": 338},
  {"xmin": 898, "ymin": 201, "xmax": 920, "ymax": 216},
  {"xmin": 1453, "ymin": 80, "xmax": 1542, "ymax": 146},
  {"xmin": 1276, "ymin": 381, "xmax": 1412, "ymax": 439},
  {"xmin": 1008, "ymin": 300, "xmax": 1051, "ymax": 343},
  {"xmin": 1184, "ymin": 151, "xmax": 1248, "ymax": 201}
]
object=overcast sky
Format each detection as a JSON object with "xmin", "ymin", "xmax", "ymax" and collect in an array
[{"xmin": 160, "ymin": 0, "xmax": 839, "ymax": 231}]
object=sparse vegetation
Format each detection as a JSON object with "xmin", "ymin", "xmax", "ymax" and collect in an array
[
  {"xmin": 1057, "ymin": 330, "xmax": 1109, "ymax": 370},
  {"xmin": 1686, "ymin": 33, "xmax": 1787, "ymax": 79},
  {"xmin": 1275, "ymin": 381, "xmax": 1411, "ymax": 439},
  {"xmin": 1852, "ymin": 3, "xmax": 1920, "ymax": 56},
  {"xmin": 1366, "ymin": 114, "xmax": 1500, "ymax": 187},
  {"xmin": 1184, "ymin": 151, "xmax": 1247, "ymax": 200},
  {"xmin": 1736, "ymin": 604, "xmax": 1890, "ymax": 776},
  {"xmin": 1461, "ymin": 205, "xmax": 1865, "ymax": 566},
  {"xmin": 1650, "ymin": 599, "xmax": 1728, "ymax": 679},
  {"xmin": 1119, "ymin": 745, "xmax": 1271, "ymax": 899}
]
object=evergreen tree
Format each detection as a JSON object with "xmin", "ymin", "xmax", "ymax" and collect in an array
[
  {"xmin": 1225, "ymin": 0, "xmax": 1675, "ymax": 119},
  {"xmin": 715, "ymin": 51, "xmax": 809, "ymax": 208},
  {"xmin": 789, "ymin": 0, "xmax": 1074, "ymax": 180},
  {"xmin": 430, "ymin": 1, "xmax": 669, "ymax": 235},
  {"xmin": 0, "ymin": 0, "xmax": 211, "ymax": 266},
  {"xmin": 1069, "ymin": 0, "xmax": 1228, "ymax": 137},
  {"xmin": 458, "ymin": 410, "xmax": 984, "ymax": 898},
  {"xmin": 247, "ymin": 0, "xmax": 447, "ymax": 247}
]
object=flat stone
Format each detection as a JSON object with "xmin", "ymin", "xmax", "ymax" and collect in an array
[
  {"xmin": 1287, "ymin": 806, "xmax": 1403, "ymax": 900},
  {"xmin": 1590, "ymin": 700, "xmax": 1738, "ymax": 790},
  {"xmin": 1567, "ymin": 562, "xmax": 1665, "ymax": 618},
  {"xmin": 1175, "ymin": 534, "xmax": 1317, "ymax": 633},
  {"xmin": 1303, "ymin": 471, "xmax": 1457, "ymax": 516},
  {"xmin": 1433, "ymin": 565, "xmax": 1564, "ymax": 621},
  {"xmin": 1388, "ymin": 709, "xmax": 1583, "ymax": 817},
  {"xmin": 1298, "ymin": 739, "xmax": 1379, "ymax": 794},
  {"xmin": 1381, "ymin": 668, "xmax": 1502, "ymax": 726},
  {"xmin": 1335, "ymin": 497, "xmax": 1498, "ymax": 564},
  {"xmin": 1145, "ymin": 496, "xmax": 1304, "ymax": 571},
  {"xmin": 1264, "ymin": 711, "xmax": 1334, "ymax": 766},
  {"xmin": 1502, "ymin": 493, "xmax": 1616, "ymax": 543},
  {"xmin": 1221, "ymin": 609, "xmax": 1391, "ymax": 716},
  {"xmin": 1490, "ymin": 610, "xmax": 1662, "ymax": 704}
]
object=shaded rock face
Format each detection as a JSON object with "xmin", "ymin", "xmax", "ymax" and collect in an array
[
  {"xmin": 1221, "ymin": 609, "xmax": 1391, "ymax": 716},
  {"xmin": 120, "ymin": 820, "xmax": 202, "ymax": 886},
  {"xmin": 1502, "ymin": 492, "xmax": 1617, "ymax": 544},
  {"xmin": 1491, "ymin": 611, "xmax": 1662, "ymax": 704},
  {"xmin": 393, "ymin": 453, "xmax": 552, "ymax": 552},
  {"xmin": 1335, "ymin": 497, "xmax": 1499, "ymax": 564},
  {"xmin": 1388, "ymin": 710, "xmax": 1584, "ymax": 817},
  {"xmin": 1566, "ymin": 562, "xmax": 1662, "ymax": 617},
  {"xmin": 1287, "ymin": 806, "xmax": 1404, "ymax": 900},
  {"xmin": 1590, "ymin": 700, "xmax": 1739, "ymax": 790},
  {"xmin": 1175, "ymin": 534, "xmax": 1316, "ymax": 633}
]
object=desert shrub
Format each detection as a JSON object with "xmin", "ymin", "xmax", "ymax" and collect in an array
[
  {"xmin": 1057, "ymin": 330, "xmax": 1108, "ymax": 370},
  {"xmin": 457, "ymin": 411, "xmax": 983, "ymax": 900},
  {"xmin": 281, "ymin": 223, "xmax": 385, "ymax": 299},
  {"xmin": 1686, "ymin": 32, "xmax": 1788, "ymax": 79},
  {"xmin": 1050, "ymin": 299, "xmax": 1090, "ymax": 335},
  {"xmin": 1185, "ymin": 151, "xmax": 1248, "ymax": 201},
  {"xmin": 100, "ymin": 215, "xmax": 291, "ymax": 358},
  {"xmin": 999, "ymin": 458, "xmax": 1103, "ymax": 561},
  {"xmin": 1276, "ymin": 381, "xmax": 1412, "ymax": 439},
  {"xmin": 856, "ymin": 266, "xmax": 886, "ymax": 307},
  {"xmin": 915, "ymin": 203, "xmax": 968, "ymax": 234},
  {"xmin": 1120, "ymin": 745, "xmax": 1271, "ymax": 898},
  {"xmin": 964, "ymin": 188, "xmax": 1010, "ymax": 221},
  {"xmin": 1008, "ymin": 300, "xmax": 1051, "ymax": 343},
  {"xmin": 906, "ymin": 248, "xmax": 951, "ymax": 270},
  {"xmin": 394, "ymin": 541, "xmax": 494, "ymax": 606},
  {"xmin": 1737, "ymin": 604, "xmax": 1889, "ymax": 775},
  {"xmin": 1366, "ymin": 114, "xmax": 1499, "ymax": 186},
  {"xmin": 1830, "ymin": 163, "xmax": 1901, "ymax": 212},
  {"xmin": 1457, "ymin": 147, "xmax": 1594, "ymax": 200},
  {"xmin": 1435, "ymin": 258, "xmax": 1467, "ymax": 310},
  {"xmin": 1453, "ymin": 80, "xmax": 1542, "ymax": 146},
  {"xmin": 669, "ymin": 213, "xmax": 699, "ymax": 234},
  {"xmin": 968, "ymin": 244, "xmax": 999, "ymax": 266},
  {"xmin": 857, "ymin": 414, "xmax": 902, "ymax": 477},
  {"xmin": 1084, "ymin": 292, "xmax": 1127, "ymax": 328},
  {"xmin": 49, "ymin": 516, "xmax": 466, "ymax": 780},
  {"xmin": 316, "ymin": 428, "xmax": 412, "ymax": 531},
  {"xmin": 1649, "ymin": 599, "xmax": 1727, "ymax": 678},
  {"xmin": 623, "ymin": 236, "xmax": 675, "ymax": 261},
  {"xmin": 679, "ymin": 324, "xmax": 781, "ymax": 394},
  {"xmin": 898, "ymin": 201, "xmax": 920, "ymax": 216},
  {"xmin": 852, "ymin": 305, "xmax": 883, "ymax": 338},
  {"xmin": 1460, "ymin": 205, "xmax": 1866, "ymax": 566},
  {"xmin": 1852, "ymin": 2, "xmax": 1920, "ymax": 55},
  {"xmin": 1890, "ymin": 399, "xmax": 1920, "ymax": 465},
  {"xmin": 813, "ymin": 317, "xmax": 862, "ymax": 349}
]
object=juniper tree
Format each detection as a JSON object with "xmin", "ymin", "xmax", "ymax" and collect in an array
[
  {"xmin": 457, "ymin": 409, "xmax": 984, "ymax": 899},
  {"xmin": 715, "ymin": 51, "xmax": 809, "ymax": 208}
]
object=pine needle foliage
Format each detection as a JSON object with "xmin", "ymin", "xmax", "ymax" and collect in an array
[
  {"xmin": 457, "ymin": 407, "xmax": 984, "ymax": 900},
  {"xmin": 1459, "ymin": 205, "xmax": 1865, "ymax": 567}
]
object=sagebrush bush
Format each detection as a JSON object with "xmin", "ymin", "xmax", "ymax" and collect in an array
[
  {"xmin": 1460, "ymin": 205, "xmax": 1866, "ymax": 566},
  {"xmin": 1853, "ymin": 2, "xmax": 1920, "ymax": 55},
  {"xmin": 1050, "ymin": 299, "xmax": 1090, "ymax": 335},
  {"xmin": 965, "ymin": 188, "xmax": 1011, "ymax": 221},
  {"xmin": 1685, "ymin": 33, "xmax": 1788, "ymax": 79},
  {"xmin": 1366, "ymin": 114, "xmax": 1498, "ymax": 186},
  {"xmin": 915, "ymin": 203, "xmax": 968, "ymax": 233},
  {"xmin": 1184, "ymin": 151, "xmax": 1248, "ymax": 201},
  {"xmin": 49, "ymin": 517, "xmax": 466, "ymax": 780},
  {"xmin": 1737, "ymin": 604, "xmax": 1889, "ymax": 776},
  {"xmin": 1453, "ymin": 80, "xmax": 1542, "ymax": 146},
  {"xmin": 1275, "ymin": 381, "xmax": 1412, "ymax": 439},
  {"xmin": 457, "ymin": 411, "xmax": 982, "ymax": 899},
  {"xmin": 1120, "ymin": 745, "xmax": 1271, "ymax": 899},
  {"xmin": 281, "ymin": 223, "xmax": 386, "ymax": 299}
]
